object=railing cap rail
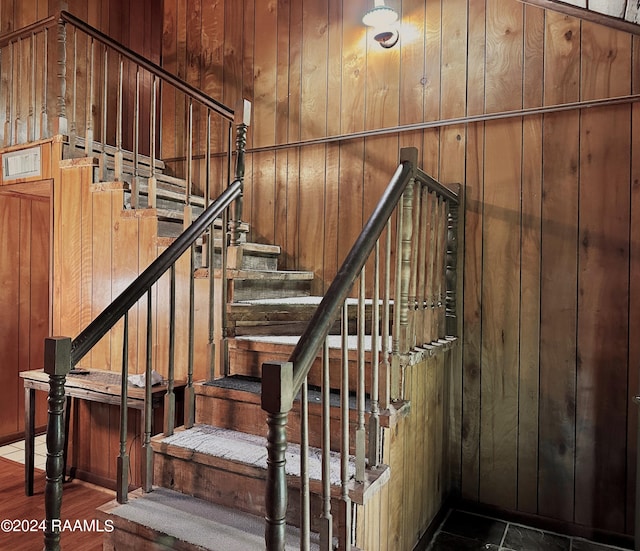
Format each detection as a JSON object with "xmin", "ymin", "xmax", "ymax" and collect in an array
[
  {"xmin": 70, "ymin": 179, "xmax": 243, "ymax": 366},
  {"xmin": 0, "ymin": 11, "xmax": 235, "ymax": 122},
  {"xmin": 0, "ymin": 14, "xmax": 57, "ymax": 47},
  {"xmin": 58, "ymin": 10, "xmax": 234, "ymax": 122}
]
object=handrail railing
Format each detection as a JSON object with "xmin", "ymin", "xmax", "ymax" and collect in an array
[
  {"xmin": 70, "ymin": 179, "xmax": 242, "ymax": 366},
  {"xmin": 0, "ymin": 15, "xmax": 57, "ymax": 48},
  {"xmin": 261, "ymin": 146, "xmax": 460, "ymax": 550},
  {"xmin": 57, "ymin": 11, "xmax": 233, "ymax": 122},
  {"xmin": 1, "ymin": 12, "xmax": 241, "ymax": 226}
]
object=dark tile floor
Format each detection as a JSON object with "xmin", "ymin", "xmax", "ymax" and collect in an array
[{"xmin": 427, "ymin": 510, "xmax": 632, "ymax": 551}]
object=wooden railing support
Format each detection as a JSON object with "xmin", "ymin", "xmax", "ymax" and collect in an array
[
  {"xmin": 43, "ymin": 336, "xmax": 71, "ymax": 551},
  {"xmin": 446, "ymin": 192, "xmax": 461, "ymax": 337},
  {"xmin": 229, "ymin": 99, "xmax": 251, "ymax": 247},
  {"xmin": 53, "ymin": 19, "xmax": 67, "ymax": 137},
  {"xmin": 261, "ymin": 361, "xmax": 294, "ymax": 551}
]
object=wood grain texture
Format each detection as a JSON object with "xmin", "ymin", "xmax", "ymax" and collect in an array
[
  {"xmin": 0, "ymin": 193, "xmax": 51, "ymax": 440},
  {"xmin": 0, "ymin": 457, "xmax": 114, "ymax": 551},
  {"xmin": 480, "ymin": 118, "xmax": 522, "ymax": 510},
  {"xmin": 4, "ymin": 0, "xmax": 640, "ymax": 541}
]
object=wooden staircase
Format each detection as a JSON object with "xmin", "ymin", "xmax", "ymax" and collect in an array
[
  {"xmin": 55, "ymin": 134, "xmax": 392, "ymax": 549},
  {"xmin": 0, "ymin": 13, "xmax": 458, "ymax": 547}
]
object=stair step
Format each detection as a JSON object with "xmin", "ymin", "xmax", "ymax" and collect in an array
[
  {"xmin": 195, "ymin": 375, "xmax": 366, "ymax": 451},
  {"xmin": 224, "ymin": 269, "xmax": 315, "ymax": 302},
  {"xmin": 98, "ymin": 486, "xmax": 315, "ymax": 550},
  {"xmin": 227, "ymin": 296, "xmax": 393, "ymax": 337},
  {"xmin": 228, "ymin": 334, "xmax": 389, "ymax": 390},
  {"xmin": 65, "ymin": 135, "xmax": 166, "ymax": 174},
  {"xmin": 151, "ymin": 425, "xmax": 389, "ymax": 519}
]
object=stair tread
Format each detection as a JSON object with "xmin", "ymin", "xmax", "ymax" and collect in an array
[
  {"xmin": 233, "ymin": 333, "xmax": 392, "ymax": 351},
  {"xmin": 155, "ymin": 424, "xmax": 355, "ymax": 485},
  {"xmin": 99, "ymin": 486, "xmax": 315, "ymax": 550},
  {"xmin": 229, "ymin": 269, "xmax": 314, "ymax": 280},
  {"xmin": 201, "ymin": 374, "xmax": 362, "ymax": 410}
]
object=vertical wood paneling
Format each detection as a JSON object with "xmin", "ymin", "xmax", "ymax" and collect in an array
[
  {"xmin": 4, "ymin": 0, "xmax": 639, "ymax": 541},
  {"xmin": 574, "ymin": 22, "xmax": 632, "ymax": 532},
  {"xmin": 479, "ymin": 0, "xmax": 523, "ymax": 510},
  {"xmin": 91, "ymin": 185, "xmax": 113, "ymax": 368},
  {"xmin": 538, "ymin": 110, "xmax": 580, "ymax": 523},
  {"xmin": 480, "ymin": 118, "xmax": 522, "ymax": 510},
  {"xmin": 517, "ymin": 4, "xmax": 544, "ymax": 515},
  {"xmin": 0, "ymin": 196, "xmax": 22, "ymax": 437},
  {"xmin": 575, "ymin": 101, "xmax": 630, "ymax": 532},
  {"xmin": 538, "ymin": 9, "xmax": 581, "ymax": 523},
  {"xmin": 627, "ymin": 35, "xmax": 640, "ymax": 536},
  {"xmin": 461, "ymin": 120, "xmax": 483, "ymax": 501},
  {"xmin": 0, "ymin": 192, "xmax": 50, "ymax": 441}
]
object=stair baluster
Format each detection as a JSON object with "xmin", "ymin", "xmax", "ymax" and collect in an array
[
  {"xmin": 229, "ymin": 99, "xmax": 250, "ymax": 247},
  {"xmin": 320, "ymin": 339, "xmax": 333, "ymax": 550},
  {"xmin": 143, "ymin": 288, "xmax": 153, "ymax": 493},
  {"xmin": 117, "ymin": 313, "xmax": 130, "ymax": 503},
  {"xmin": 341, "ymin": 301, "xmax": 353, "ymax": 551}
]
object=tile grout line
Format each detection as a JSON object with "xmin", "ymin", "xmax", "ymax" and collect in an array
[{"xmin": 499, "ymin": 522, "xmax": 509, "ymax": 549}]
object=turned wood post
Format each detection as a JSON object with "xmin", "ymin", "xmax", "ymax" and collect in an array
[
  {"xmin": 391, "ymin": 147, "xmax": 416, "ymax": 400},
  {"xmin": 229, "ymin": 99, "xmax": 251, "ymax": 247},
  {"xmin": 261, "ymin": 361, "xmax": 294, "ymax": 551},
  {"xmin": 52, "ymin": 18, "xmax": 68, "ymax": 137},
  {"xmin": 445, "ymin": 190, "xmax": 460, "ymax": 337},
  {"xmin": 43, "ymin": 337, "xmax": 71, "ymax": 551}
]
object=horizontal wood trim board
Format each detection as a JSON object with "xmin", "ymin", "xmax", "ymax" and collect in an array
[{"xmin": 246, "ymin": 93, "xmax": 640, "ymax": 154}]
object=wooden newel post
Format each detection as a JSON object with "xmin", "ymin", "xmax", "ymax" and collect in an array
[
  {"xmin": 229, "ymin": 99, "xmax": 251, "ymax": 247},
  {"xmin": 391, "ymin": 148, "xmax": 416, "ymax": 400},
  {"xmin": 261, "ymin": 361, "xmax": 294, "ymax": 551},
  {"xmin": 53, "ymin": 18, "xmax": 68, "ymax": 137},
  {"xmin": 445, "ymin": 193, "xmax": 460, "ymax": 337},
  {"xmin": 43, "ymin": 336, "xmax": 71, "ymax": 551}
]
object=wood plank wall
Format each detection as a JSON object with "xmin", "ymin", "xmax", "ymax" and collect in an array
[
  {"xmin": 0, "ymin": 192, "xmax": 50, "ymax": 443},
  {"xmin": 160, "ymin": 0, "xmax": 640, "ymax": 538}
]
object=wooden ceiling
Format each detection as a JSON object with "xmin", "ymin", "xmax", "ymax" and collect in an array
[{"xmin": 519, "ymin": 0, "xmax": 640, "ymax": 34}]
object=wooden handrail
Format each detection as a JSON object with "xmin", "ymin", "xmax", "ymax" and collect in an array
[
  {"xmin": 58, "ymin": 11, "xmax": 234, "ymax": 121},
  {"xmin": 0, "ymin": 15, "xmax": 56, "ymax": 47},
  {"xmin": 70, "ymin": 178, "xmax": 242, "ymax": 366}
]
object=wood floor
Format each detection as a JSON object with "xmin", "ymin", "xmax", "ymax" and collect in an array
[{"xmin": 0, "ymin": 457, "xmax": 114, "ymax": 550}]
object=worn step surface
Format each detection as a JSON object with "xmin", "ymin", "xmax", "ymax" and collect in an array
[
  {"xmin": 151, "ymin": 425, "xmax": 389, "ymax": 527},
  {"xmin": 224, "ymin": 269, "xmax": 315, "ymax": 302},
  {"xmin": 227, "ymin": 296, "xmax": 394, "ymax": 337},
  {"xmin": 98, "ymin": 486, "xmax": 315, "ymax": 550},
  {"xmin": 195, "ymin": 375, "xmax": 374, "ymax": 452}
]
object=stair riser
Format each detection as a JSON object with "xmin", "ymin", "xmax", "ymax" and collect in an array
[
  {"xmin": 230, "ymin": 279, "xmax": 312, "ymax": 302},
  {"xmin": 102, "ymin": 519, "xmax": 199, "ymax": 551},
  {"xmin": 153, "ymin": 453, "xmax": 349, "ymax": 539},
  {"xmin": 229, "ymin": 346, "xmax": 384, "ymax": 392},
  {"xmin": 194, "ymin": 393, "xmax": 367, "ymax": 453}
]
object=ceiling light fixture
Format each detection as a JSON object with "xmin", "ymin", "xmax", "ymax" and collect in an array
[{"xmin": 362, "ymin": 0, "xmax": 399, "ymax": 49}]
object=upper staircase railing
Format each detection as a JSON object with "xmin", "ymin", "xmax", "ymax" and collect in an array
[
  {"xmin": 261, "ymin": 147, "xmax": 460, "ymax": 550},
  {"xmin": 1, "ymin": 12, "xmax": 252, "ymax": 551},
  {"xmin": 0, "ymin": 11, "xmax": 243, "ymax": 234}
]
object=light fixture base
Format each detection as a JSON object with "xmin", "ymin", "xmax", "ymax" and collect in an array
[{"xmin": 374, "ymin": 28, "xmax": 399, "ymax": 49}]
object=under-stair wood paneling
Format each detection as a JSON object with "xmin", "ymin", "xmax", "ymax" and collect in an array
[
  {"xmin": 160, "ymin": 0, "xmax": 640, "ymax": 540},
  {"xmin": 51, "ymin": 158, "xmax": 212, "ymax": 383},
  {"xmin": 349, "ymin": 351, "xmax": 450, "ymax": 551},
  {"xmin": 0, "ymin": 192, "xmax": 49, "ymax": 443}
]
